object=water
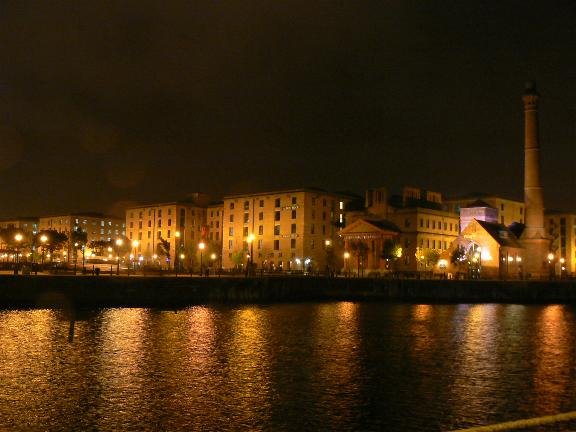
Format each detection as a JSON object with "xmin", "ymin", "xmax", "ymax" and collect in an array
[{"xmin": 0, "ymin": 303, "xmax": 575, "ymax": 431}]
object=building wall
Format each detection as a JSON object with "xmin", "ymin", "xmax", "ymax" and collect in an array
[
  {"xmin": 125, "ymin": 203, "xmax": 206, "ymax": 267},
  {"xmin": 38, "ymin": 214, "xmax": 125, "ymax": 244},
  {"xmin": 221, "ymin": 189, "xmax": 347, "ymax": 271},
  {"xmin": 0, "ymin": 218, "xmax": 38, "ymax": 234},
  {"xmin": 546, "ymin": 212, "xmax": 576, "ymax": 276},
  {"xmin": 388, "ymin": 208, "xmax": 460, "ymax": 272},
  {"xmin": 445, "ymin": 196, "xmax": 525, "ymax": 227}
]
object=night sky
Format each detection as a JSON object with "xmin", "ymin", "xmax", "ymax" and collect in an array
[{"xmin": 1, "ymin": 1, "xmax": 576, "ymax": 217}]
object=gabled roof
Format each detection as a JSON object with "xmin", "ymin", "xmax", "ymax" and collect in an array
[
  {"xmin": 476, "ymin": 220, "xmax": 522, "ymax": 248},
  {"xmin": 340, "ymin": 218, "xmax": 400, "ymax": 235},
  {"xmin": 462, "ymin": 199, "xmax": 496, "ymax": 209}
]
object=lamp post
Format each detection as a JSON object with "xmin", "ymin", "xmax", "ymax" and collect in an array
[
  {"xmin": 198, "ymin": 241, "xmax": 205, "ymax": 276},
  {"xmin": 324, "ymin": 239, "xmax": 331, "ymax": 276},
  {"xmin": 179, "ymin": 253, "xmax": 185, "ymax": 277},
  {"xmin": 115, "ymin": 238, "xmax": 123, "ymax": 275},
  {"xmin": 547, "ymin": 252, "xmax": 555, "ymax": 280},
  {"xmin": 14, "ymin": 233, "xmax": 22, "ymax": 275},
  {"xmin": 40, "ymin": 234, "xmax": 48, "ymax": 267},
  {"xmin": 174, "ymin": 231, "xmax": 181, "ymax": 273},
  {"xmin": 247, "ymin": 233, "xmax": 255, "ymax": 277},
  {"xmin": 211, "ymin": 253, "xmax": 217, "ymax": 277},
  {"xmin": 560, "ymin": 257, "xmax": 566, "ymax": 279},
  {"xmin": 131, "ymin": 240, "xmax": 139, "ymax": 274},
  {"xmin": 344, "ymin": 251, "xmax": 350, "ymax": 277},
  {"xmin": 73, "ymin": 242, "xmax": 78, "ymax": 275}
]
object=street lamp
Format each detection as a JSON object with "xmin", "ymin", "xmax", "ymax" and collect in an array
[
  {"xmin": 324, "ymin": 239, "xmax": 332, "ymax": 276},
  {"xmin": 74, "ymin": 242, "xmax": 79, "ymax": 274},
  {"xmin": 344, "ymin": 251, "xmax": 350, "ymax": 277},
  {"xmin": 247, "ymin": 233, "xmax": 255, "ymax": 276},
  {"xmin": 547, "ymin": 252, "xmax": 555, "ymax": 279},
  {"xmin": 131, "ymin": 240, "xmax": 139, "ymax": 273},
  {"xmin": 174, "ymin": 231, "xmax": 181, "ymax": 273},
  {"xmin": 560, "ymin": 257, "xmax": 566, "ymax": 278},
  {"xmin": 115, "ymin": 238, "xmax": 123, "ymax": 275},
  {"xmin": 198, "ymin": 241, "xmax": 205, "ymax": 276},
  {"xmin": 14, "ymin": 233, "xmax": 22, "ymax": 274},
  {"xmin": 210, "ymin": 253, "xmax": 217, "ymax": 276},
  {"xmin": 40, "ymin": 234, "xmax": 48, "ymax": 267}
]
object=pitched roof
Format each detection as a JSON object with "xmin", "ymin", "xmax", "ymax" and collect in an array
[
  {"xmin": 476, "ymin": 220, "xmax": 522, "ymax": 248},
  {"xmin": 462, "ymin": 199, "xmax": 496, "ymax": 209}
]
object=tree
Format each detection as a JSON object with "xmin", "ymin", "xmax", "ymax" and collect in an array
[
  {"xmin": 37, "ymin": 230, "xmax": 68, "ymax": 258},
  {"xmin": 381, "ymin": 238, "xmax": 402, "ymax": 270},
  {"xmin": 156, "ymin": 237, "xmax": 171, "ymax": 267},
  {"xmin": 230, "ymin": 249, "xmax": 245, "ymax": 270},
  {"xmin": 425, "ymin": 249, "xmax": 440, "ymax": 267},
  {"xmin": 349, "ymin": 240, "xmax": 369, "ymax": 276}
]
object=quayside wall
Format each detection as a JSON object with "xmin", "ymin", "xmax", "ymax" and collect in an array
[{"xmin": 1, "ymin": 275, "xmax": 576, "ymax": 308}]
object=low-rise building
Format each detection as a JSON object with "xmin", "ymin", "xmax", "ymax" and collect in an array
[
  {"xmin": 445, "ymin": 194, "xmax": 525, "ymax": 227},
  {"xmin": 545, "ymin": 211, "xmax": 576, "ymax": 276}
]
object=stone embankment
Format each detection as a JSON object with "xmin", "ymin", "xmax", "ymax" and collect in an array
[{"xmin": 0, "ymin": 275, "xmax": 575, "ymax": 308}]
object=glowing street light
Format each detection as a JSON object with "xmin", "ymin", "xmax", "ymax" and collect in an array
[
  {"xmin": 198, "ymin": 241, "xmax": 206, "ymax": 276},
  {"xmin": 247, "ymin": 233, "xmax": 255, "ymax": 276},
  {"xmin": 344, "ymin": 251, "xmax": 350, "ymax": 277},
  {"xmin": 40, "ymin": 234, "xmax": 48, "ymax": 266},
  {"xmin": 14, "ymin": 233, "xmax": 22, "ymax": 273},
  {"xmin": 115, "ymin": 238, "xmax": 123, "ymax": 275}
]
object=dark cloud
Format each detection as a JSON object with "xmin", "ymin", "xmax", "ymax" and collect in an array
[{"xmin": 0, "ymin": 1, "xmax": 575, "ymax": 216}]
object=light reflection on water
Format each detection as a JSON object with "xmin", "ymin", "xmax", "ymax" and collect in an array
[{"xmin": 0, "ymin": 303, "xmax": 576, "ymax": 431}]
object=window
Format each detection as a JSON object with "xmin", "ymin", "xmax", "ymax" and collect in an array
[
  {"xmin": 426, "ymin": 220, "xmax": 430, "ymax": 228},
  {"xmin": 148, "ymin": 220, "xmax": 151, "ymax": 227},
  {"xmin": 339, "ymin": 201, "xmax": 344, "ymax": 210},
  {"xmin": 168, "ymin": 209, "xmax": 172, "ymax": 215},
  {"xmin": 259, "ymin": 212, "xmax": 263, "ymax": 221},
  {"xmin": 311, "ymin": 224, "xmax": 315, "ymax": 234},
  {"xmin": 216, "ymin": 221, "xmax": 219, "ymax": 228},
  {"xmin": 419, "ymin": 219, "xmax": 423, "ymax": 228},
  {"xmin": 168, "ymin": 219, "xmax": 172, "ymax": 226},
  {"xmin": 275, "ymin": 198, "xmax": 280, "ymax": 207},
  {"xmin": 322, "ymin": 211, "xmax": 326, "ymax": 221},
  {"xmin": 311, "ymin": 239, "xmax": 315, "ymax": 249},
  {"xmin": 138, "ymin": 232, "xmax": 142, "ymax": 240},
  {"xmin": 291, "ymin": 223, "xmax": 296, "ymax": 234},
  {"xmin": 244, "ymin": 201, "xmax": 250, "ymax": 210},
  {"xmin": 274, "ymin": 240, "xmax": 280, "ymax": 250},
  {"xmin": 450, "ymin": 223, "xmax": 453, "ymax": 231},
  {"xmin": 129, "ymin": 222, "xmax": 133, "ymax": 228},
  {"xmin": 274, "ymin": 225, "xmax": 281, "ymax": 235},
  {"xmin": 230, "ymin": 215, "xmax": 234, "ymax": 222},
  {"xmin": 243, "ymin": 213, "xmax": 249, "ymax": 223},
  {"xmin": 322, "ymin": 225, "xmax": 326, "ymax": 235},
  {"xmin": 258, "ymin": 225, "xmax": 263, "ymax": 235},
  {"xmin": 157, "ymin": 231, "xmax": 161, "ymax": 238},
  {"xmin": 258, "ymin": 239, "xmax": 263, "ymax": 249},
  {"xmin": 230, "ymin": 202, "xmax": 235, "ymax": 210},
  {"xmin": 432, "ymin": 221, "xmax": 436, "ymax": 229},
  {"xmin": 158, "ymin": 220, "xmax": 162, "ymax": 228},
  {"xmin": 259, "ymin": 200, "xmax": 264, "ymax": 207},
  {"xmin": 292, "ymin": 197, "xmax": 297, "ymax": 204},
  {"xmin": 275, "ymin": 211, "xmax": 280, "ymax": 221},
  {"xmin": 210, "ymin": 211, "xmax": 214, "ymax": 217},
  {"xmin": 501, "ymin": 204, "xmax": 504, "ymax": 211},
  {"xmin": 158, "ymin": 209, "xmax": 162, "ymax": 217},
  {"xmin": 139, "ymin": 212, "xmax": 143, "ymax": 219},
  {"xmin": 229, "ymin": 227, "xmax": 234, "ymax": 236},
  {"xmin": 292, "ymin": 210, "xmax": 297, "ymax": 219},
  {"xmin": 229, "ymin": 240, "xmax": 233, "ymax": 250},
  {"xmin": 291, "ymin": 239, "xmax": 296, "ymax": 249},
  {"xmin": 167, "ymin": 230, "xmax": 171, "ymax": 238},
  {"xmin": 138, "ymin": 221, "xmax": 142, "ymax": 229},
  {"xmin": 148, "ymin": 231, "xmax": 151, "ymax": 238},
  {"xmin": 443, "ymin": 222, "xmax": 447, "ymax": 230},
  {"xmin": 243, "ymin": 227, "xmax": 249, "ymax": 237}
]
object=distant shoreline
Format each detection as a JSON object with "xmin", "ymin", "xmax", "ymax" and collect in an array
[{"xmin": 0, "ymin": 275, "xmax": 575, "ymax": 309}]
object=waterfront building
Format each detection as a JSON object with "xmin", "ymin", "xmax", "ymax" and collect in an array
[
  {"xmin": 0, "ymin": 217, "xmax": 38, "ymax": 234},
  {"xmin": 339, "ymin": 218, "xmax": 400, "ymax": 274},
  {"xmin": 125, "ymin": 198, "xmax": 208, "ymax": 269},
  {"xmin": 221, "ymin": 188, "xmax": 351, "ymax": 272},
  {"xmin": 449, "ymin": 219, "xmax": 524, "ymax": 279},
  {"xmin": 545, "ymin": 211, "xmax": 576, "ymax": 276}
]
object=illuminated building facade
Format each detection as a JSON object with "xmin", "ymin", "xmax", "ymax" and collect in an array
[
  {"xmin": 444, "ymin": 195, "xmax": 525, "ymax": 228},
  {"xmin": 0, "ymin": 217, "xmax": 38, "ymax": 234},
  {"xmin": 545, "ymin": 211, "xmax": 576, "ymax": 276},
  {"xmin": 221, "ymin": 188, "xmax": 350, "ymax": 271},
  {"xmin": 125, "ymin": 201, "xmax": 207, "ymax": 268}
]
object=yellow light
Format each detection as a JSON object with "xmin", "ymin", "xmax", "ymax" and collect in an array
[
  {"xmin": 396, "ymin": 247, "xmax": 403, "ymax": 258},
  {"xmin": 153, "ymin": 254, "xmax": 158, "ymax": 259},
  {"xmin": 132, "ymin": 240, "xmax": 139, "ymax": 247},
  {"xmin": 325, "ymin": 239, "xmax": 331, "ymax": 247},
  {"xmin": 211, "ymin": 253, "xmax": 216, "ymax": 260},
  {"xmin": 175, "ymin": 231, "xmax": 181, "ymax": 238},
  {"xmin": 548, "ymin": 253, "xmax": 555, "ymax": 261},
  {"xmin": 115, "ymin": 238, "xmax": 123, "ymax": 246},
  {"xmin": 108, "ymin": 247, "xmax": 113, "ymax": 252},
  {"xmin": 40, "ymin": 235, "xmax": 48, "ymax": 243},
  {"xmin": 198, "ymin": 242, "xmax": 205, "ymax": 250},
  {"xmin": 508, "ymin": 256, "xmax": 514, "ymax": 262},
  {"xmin": 247, "ymin": 234, "xmax": 255, "ymax": 243},
  {"xmin": 516, "ymin": 256, "xmax": 522, "ymax": 262},
  {"xmin": 14, "ymin": 233, "xmax": 22, "ymax": 242},
  {"xmin": 344, "ymin": 251, "xmax": 350, "ymax": 259},
  {"xmin": 560, "ymin": 257, "xmax": 565, "ymax": 264}
]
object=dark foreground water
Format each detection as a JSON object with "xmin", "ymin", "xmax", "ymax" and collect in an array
[{"xmin": 1, "ymin": 303, "xmax": 576, "ymax": 431}]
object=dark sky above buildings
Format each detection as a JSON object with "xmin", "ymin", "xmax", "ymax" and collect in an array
[{"xmin": 1, "ymin": 1, "xmax": 576, "ymax": 217}]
